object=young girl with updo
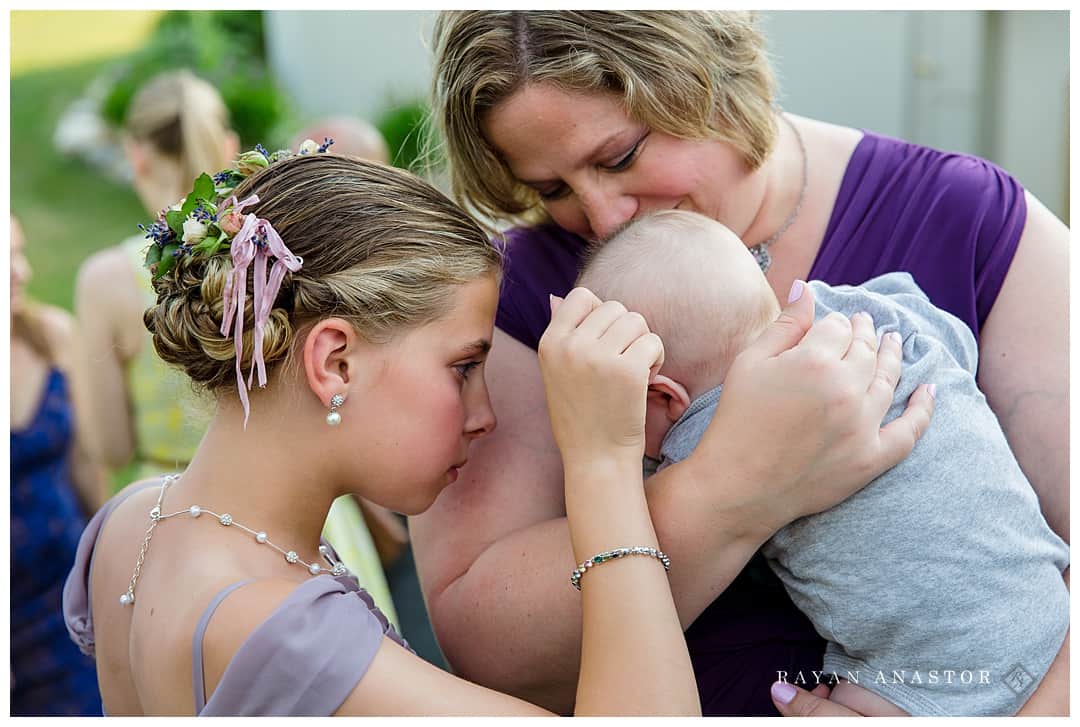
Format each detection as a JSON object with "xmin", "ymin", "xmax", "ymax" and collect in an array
[
  {"xmin": 73, "ymin": 70, "xmax": 397, "ymax": 625},
  {"xmin": 63, "ymin": 151, "xmax": 705, "ymax": 715}
]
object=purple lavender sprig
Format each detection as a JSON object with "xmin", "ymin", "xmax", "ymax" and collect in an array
[
  {"xmin": 191, "ymin": 203, "xmax": 217, "ymax": 223},
  {"xmin": 138, "ymin": 219, "xmax": 176, "ymax": 247}
]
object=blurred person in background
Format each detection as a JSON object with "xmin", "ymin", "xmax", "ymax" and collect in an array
[
  {"xmin": 74, "ymin": 70, "xmax": 398, "ymax": 626},
  {"xmin": 291, "ymin": 115, "xmax": 391, "ymax": 166},
  {"xmin": 11, "ymin": 215, "xmax": 106, "ymax": 716},
  {"xmin": 75, "ymin": 69, "xmax": 237, "ymax": 485}
]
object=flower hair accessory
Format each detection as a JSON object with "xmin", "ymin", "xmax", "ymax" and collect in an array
[{"xmin": 140, "ymin": 138, "xmax": 334, "ymax": 425}]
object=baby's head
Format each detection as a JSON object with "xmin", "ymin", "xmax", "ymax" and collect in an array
[{"xmin": 577, "ymin": 209, "xmax": 779, "ymax": 458}]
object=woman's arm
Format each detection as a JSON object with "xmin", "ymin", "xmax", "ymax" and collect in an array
[
  {"xmin": 74, "ymin": 247, "xmax": 141, "ymax": 470},
  {"xmin": 38, "ymin": 306, "xmax": 109, "ymax": 513},
  {"xmin": 411, "ymin": 283, "xmax": 935, "ymax": 711},
  {"xmin": 977, "ymin": 191, "xmax": 1069, "ymax": 542}
]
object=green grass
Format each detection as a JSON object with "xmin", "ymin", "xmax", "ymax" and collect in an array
[{"xmin": 11, "ymin": 59, "xmax": 149, "ymax": 312}]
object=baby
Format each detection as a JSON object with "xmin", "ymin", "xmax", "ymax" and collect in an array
[{"xmin": 577, "ymin": 209, "xmax": 1069, "ymax": 716}]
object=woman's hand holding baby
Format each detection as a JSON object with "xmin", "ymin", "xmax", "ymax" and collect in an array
[{"xmin": 689, "ymin": 280, "xmax": 936, "ymax": 543}]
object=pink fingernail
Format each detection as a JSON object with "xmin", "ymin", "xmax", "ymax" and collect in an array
[
  {"xmin": 771, "ymin": 681, "xmax": 797, "ymax": 705},
  {"xmin": 927, "ymin": 383, "xmax": 937, "ymax": 400},
  {"xmin": 787, "ymin": 280, "xmax": 805, "ymax": 304}
]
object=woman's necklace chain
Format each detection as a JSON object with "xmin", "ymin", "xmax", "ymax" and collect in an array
[
  {"xmin": 120, "ymin": 474, "xmax": 348, "ymax": 606},
  {"xmin": 748, "ymin": 113, "xmax": 808, "ymax": 273}
]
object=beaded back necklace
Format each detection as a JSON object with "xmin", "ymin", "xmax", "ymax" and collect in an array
[{"xmin": 120, "ymin": 474, "xmax": 348, "ymax": 606}]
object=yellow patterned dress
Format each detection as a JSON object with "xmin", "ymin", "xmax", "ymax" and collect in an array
[{"xmin": 122, "ymin": 237, "xmax": 397, "ymax": 624}]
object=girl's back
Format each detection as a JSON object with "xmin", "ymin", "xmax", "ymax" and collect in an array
[{"xmin": 80, "ymin": 482, "xmax": 309, "ymax": 714}]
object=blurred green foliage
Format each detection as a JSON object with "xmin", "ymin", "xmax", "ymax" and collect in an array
[
  {"xmin": 376, "ymin": 100, "xmax": 433, "ymax": 172},
  {"xmin": 100, "ymin": 10, "xmax": 291, "ymax": 147},
  {"xmin": 11, "ymin": 60, "xmax": 147, "ymax": 313}
]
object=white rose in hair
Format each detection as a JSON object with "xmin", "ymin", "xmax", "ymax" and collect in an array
[
  {"xmin": 298, "ymin": 138, "xmax": 320, "ymax": 155},
  {"xmin": 182, "ymin": 217, "xmax": 209, "ymax": 244}
]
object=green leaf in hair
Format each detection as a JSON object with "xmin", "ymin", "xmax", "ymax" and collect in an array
[
  {"xmin": 192, "ymin": 172, "xmax": 215, "ymax": 203},
  {"xmin": 155, "ymin": 244, "xmax": 179, "ymax": 279},
  {"xmin": 165, "ymin": 209, "xmax": 186, "ymax": 236},
  {"xmin": 144, "ymin": 244, "xmax": 163, "ymax": 268}
]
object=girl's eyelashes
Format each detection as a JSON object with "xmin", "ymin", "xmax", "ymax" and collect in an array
[{"xmin": 454, "ymin": 361, "xmax": 481, "ymax": 380}]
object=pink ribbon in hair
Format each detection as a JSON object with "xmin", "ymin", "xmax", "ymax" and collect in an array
[{"xmin": 218, "ymin": 193, "xmax": 304, "ymax": 427}]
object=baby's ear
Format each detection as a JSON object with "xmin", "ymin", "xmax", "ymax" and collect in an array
[{"xmin": 648, "ymin": 374, "xmax": 691, "ymax": 422}]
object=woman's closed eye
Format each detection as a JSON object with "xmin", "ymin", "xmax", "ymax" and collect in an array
[
  {"xmin": 600, "ymin": 132, "xmax": 649, "ymax": 173},
  {"xmin": 533, "ymin": 132, "xmax": 651, "ymax": 201}
]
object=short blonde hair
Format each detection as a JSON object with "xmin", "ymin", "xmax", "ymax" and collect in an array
[
  {"xmin": 126, "ymin": 69, "xmax": 234, "ymax": 190},
  {"xmin": 144, "ymin": 154, "xmax": 502, "ymax": 394},
  {"xmin": 430, "ymin": 10, "xmax": 777, "ymax": 227}
]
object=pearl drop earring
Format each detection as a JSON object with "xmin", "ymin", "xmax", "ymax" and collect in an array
[{"xmin": 326, "ymin": 393, "xmax": 345, "ymax": 426}]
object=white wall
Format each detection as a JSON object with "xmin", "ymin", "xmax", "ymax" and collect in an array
[
  {"xmin": 989, "ymin": 11, "xmax": 1069, "ymax": 219},
  {"xmin": 265, "ymin": 10, "xmax": 433, "ymax": 122},
  {"xmin": 762, "ymin": 10, "xmax": 1068, "ymax": 219}
]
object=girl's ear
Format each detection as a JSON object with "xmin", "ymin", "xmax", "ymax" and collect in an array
[
  {"xmin": 302, "ymin": 318, "xmax": 363, "ymax": 407},
  {"xmin": 648, "ymin": 374, "xmax": 691, "ymax": 422}
]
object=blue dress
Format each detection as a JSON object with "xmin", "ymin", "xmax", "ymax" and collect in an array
[{"xmin": 10, "ymin": 368, "xmax": 102, "ymax": 716}]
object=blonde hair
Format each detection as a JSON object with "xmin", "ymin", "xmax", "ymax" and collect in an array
[
  {"xmin": 578, "ymin": 210, "xmax": 778, "ymax": 389},
  {"xmin": 125, "ymin": 69, "xmax": 233, "ymax": 190},
  {"xmin": 143, "ymin": 154, "xmax": 502, "ymax": 394},
  {"xmin": 430, "ymin": 10, "xmax": 777, "ymax": 227}
]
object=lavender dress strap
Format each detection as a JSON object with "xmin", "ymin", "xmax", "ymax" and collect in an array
[
  {"xmin": 199, "ymin": 574, "xmax": 410, "ymax": 715},
  {"xmin": 192, "ymin": 580, "xmax": 254, "ymax": 713}
]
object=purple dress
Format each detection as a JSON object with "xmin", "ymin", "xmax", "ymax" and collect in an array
[
  {"xmin": 63, "ymin": 480, "xmax": 412, "ymax": 715},
  {"xmin": 493, "ymin": 130, "xmax": 1026, "ymax": 715}
]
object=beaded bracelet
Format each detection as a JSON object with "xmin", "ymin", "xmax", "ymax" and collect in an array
[{"xmin": 570, "ymin": 546, "xmax": 671, "ymax": 591}]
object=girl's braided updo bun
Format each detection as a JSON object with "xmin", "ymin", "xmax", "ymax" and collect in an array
[{"xmin": 143, "ymin": 153, "xmax": 502, "ymax": 396}]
